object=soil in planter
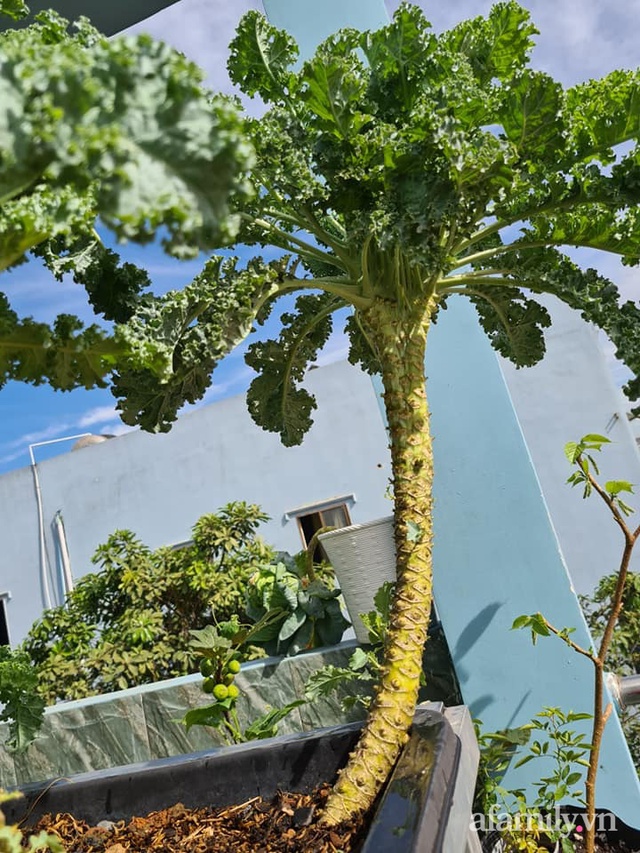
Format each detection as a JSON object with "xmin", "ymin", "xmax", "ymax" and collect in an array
[
  {"xmin": 27, "ymin": 784, "xmax": 367, "ymax": 853},
  {"xmin": 572, "ymin": 839, "xmax": 640, "ymax": 853}
]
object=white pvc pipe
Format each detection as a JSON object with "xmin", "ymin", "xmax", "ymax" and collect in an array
[
  {"xmin": 29, "ymin": 450, "xmax": 53, "ymax": 611},
  {"xmin": 606, "ymin": 672, "xmax": 640, "ymax": 708},
  {"xmin": 29, "ymin": 434, "xmax": 90, "ymax": 610},
  {"xmin": 53, "ymin": 511, "xmax": 74, "ymax": 596}
]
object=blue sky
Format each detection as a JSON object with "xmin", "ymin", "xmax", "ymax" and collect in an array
[{"xmin": 1, "ymin": 0, "xmax": 640, "ymax": 473}]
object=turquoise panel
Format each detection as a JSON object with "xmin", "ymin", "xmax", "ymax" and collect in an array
[{"xmin": 262, "ymin": 0, "xmax": 388, "ymax": 55}]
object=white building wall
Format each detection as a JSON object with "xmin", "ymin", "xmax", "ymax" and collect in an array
[{"xmin": 0, "ymin": 361, "xmax": 392, "ymax": 645}]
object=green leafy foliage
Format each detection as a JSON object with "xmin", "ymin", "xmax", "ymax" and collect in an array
[
  {"xmin": 512, "ymin": 437, "xmax": 640, "ymax": 852},
  {"xmin": 359, "ymin": 580, "xmax": 395, "ymax": 646},
  {"xmin": 0, "ymin": 646, "xmax": 45, "ymax": 751},
  {"xmin": 512, "ymin": 612, "xmax": 551, "ymax": 646},
  {"xmin": 227, "ymin": 10, "xmax": 299, "ymax": 104},
  {"xmin": 97, "ymin": 3, "xmax": 640, "ymax": 443},
  {"xmin": 22, "ymin": 502, "xmax": 348, "ymax": 715},
  {"xmin": 245, "ymin": 555, "xmax": 349, "ymax": 656},
  {"xmin": 22, "ymin": 503, "xmax": 275, "ymax": 704},
  {"xmin": 245, "ymin": 292, "xmax": 341, "ymax": 446},
  {"xmin": 182, "ymin": 621, "xmax": 305, "ymax": 744},
  {"xmin": 305, "ymin": 646, "xmax": 378, "ymax": 713},
  {"xmin": 0, "ymin": 6, "xmax": 252, "ymax": 391},
  {"xmin": 113, "ymin": 256, "xmax": 294, "ymax": 431},
  {"xmin": 305, "ymin": 582, "xmax": 391, "ymax": 712},
  {"xmin": 6, "ymin": 2, "xmax": 640, "ymax": 828},
  {"xmin": 0, "ymin": 0, "xmax": 28, "ymax": 20},
  {"xmin": 581, "ymin": 571, "xmax": 640, "ymax": 768},
  {"xmin": 5, "ymin": 3, "xmax": 640, "ymax": 453},
  {"xmin": 563, "ymin": 434, "xmax": 636, "ymax": 516},
  {"xmin": 476, "ymin": 707, "xmax": 591, "ymax": 852}
]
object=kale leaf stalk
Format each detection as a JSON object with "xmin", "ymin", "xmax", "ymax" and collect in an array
[{"xmin": 321, "ymin": 295, "xmax": 437, "ymax": 820}]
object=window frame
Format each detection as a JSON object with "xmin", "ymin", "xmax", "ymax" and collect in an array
[{"xmin": 284, "ymin": 495, "xmax": 356, "ymax": 556}]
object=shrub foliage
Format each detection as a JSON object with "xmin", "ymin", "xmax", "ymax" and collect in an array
[{"xmin": 23, "ymin": 502, "xmax": 274, "ymax": 703}]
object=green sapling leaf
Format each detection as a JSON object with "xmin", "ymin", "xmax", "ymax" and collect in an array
[{"xmin": 605, "ymin": 480, "xmax": 634, "ymax": 496}]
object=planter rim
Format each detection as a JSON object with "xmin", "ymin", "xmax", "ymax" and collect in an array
[
  {"xmin": 319, "ymin": 515, "xmax": 394, "ymax": 541},
  {"xmin": 16, "ymin": 716, "xmax": 369, "ymax": 796}
]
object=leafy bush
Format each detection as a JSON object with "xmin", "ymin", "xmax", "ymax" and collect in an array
[
  {"xmin": 22, "ymin": 503, "xmax": 276, "ymax": 704},
  {"xmin": 245, "ymin": 555, "xmax": 349, "ymax": 656},
  {"xmin": 581, "ymin": 571, "xmax": 640, "ymax": 768},
  {"xmin": 182, "ymin": 621, "xmax": 305, "ymax": 744},
  {"xmin": 0, "ymin": 647, "xmax": 45, "ymax": 752}
]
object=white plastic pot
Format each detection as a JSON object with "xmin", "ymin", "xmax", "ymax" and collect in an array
[{"xmin": 319, "ymin": 516, "xmax": 396, "ymax": 643}]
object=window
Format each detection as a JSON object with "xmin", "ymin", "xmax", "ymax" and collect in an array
[
  {"xmin": 0, "ymin": 594, "xmax": 10, "ymax": 646},
  {"xmin": 296, "ymin": 502, "xmax": 352, "ymax": 562}
]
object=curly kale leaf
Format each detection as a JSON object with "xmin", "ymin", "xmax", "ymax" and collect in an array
[
  {"xmin": 0, "ymin": 10, "xmax": 253, "ymax": 265},
  {"xmin": 35, "ymin": 237, "xmax": 151, "ymax": 324},
  {"xmin": 0, "ymin": 646, "xmax": 46, "ymax": 752},
  {"xmin": 498, "ymin": 69, "xmax": 565, "ymax": 158},
  {"xmin": 245, "ymin": 293, "xmax": 342, "ymax": 446},
  {"xmin": 567, "ymin": 69, "xmax": 640, "ymax": 159},
  {"xmin": 442, "ymin": 1, "xmax": 537, "ymax": 85},
  {"xmin": 113, "ymin": 256, "xmax": 294, "ymax": 431},
  {"xmin": 0, "ymin": 293, "xmax": 120, "ymax": 390},
  {"xmin": 467, "ymin": 287, "xmax": 551, "ymax": 367},
  {"xmin": 227, "ymin": 10, "xmax": 299, "ymax": 104},
  {"xmin": 465, "ymin": 245, "xmax": 640, "ymax": 395},
  {"xmin": 345, "ymin": 313, "xmax": 381, "ymax": 376},
  {"xmin": 510, "ymin": 248, "xmax": 640, "ymax": 405},
  {"xmin": 0, "ymin": 0, "xmax": 27, "ymax": 21}
]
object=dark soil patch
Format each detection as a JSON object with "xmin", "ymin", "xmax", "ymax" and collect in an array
[
  {"xmin": 28, "ymin": 785, "xmax": 367, "ymax": 853},
  {"xmin": 572, "ymin": 834, "xmax": 640, "ymax": 852}
]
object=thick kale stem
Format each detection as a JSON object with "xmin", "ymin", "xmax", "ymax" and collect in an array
[{"xmin": 321, "ymin": 298, "xmax": 435, "ymax": 824}]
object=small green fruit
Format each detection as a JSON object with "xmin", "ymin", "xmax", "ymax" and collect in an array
[
  {"xmin": 223, "ymin": 673, "xmax": 235, "ymax": 686},
  {"xmin": 213, "ymin": 683, "xmax": 229, "ymax": 700},
  {"xmin": 202, "ymin": 678, "xmax": 215, "ymax": 694},
  {"xmin": 227, "ymin": 659, "xmax": 241, "ymax": 674},
  {"xmin": 227, "ymin": 684, "xmax": 240, "ymax": 700},
  {"xmin": 200, "ymin": 659, "xmax": 214, "ymax": 677}
]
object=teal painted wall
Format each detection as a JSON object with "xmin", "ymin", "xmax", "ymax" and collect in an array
[
  {"xmin": 263, "ymin": 0, "xmax": 388, "ymax": 47},
  {"xmin": 424, "ymin": 300, "xmax": 640, "ymax": 823}
]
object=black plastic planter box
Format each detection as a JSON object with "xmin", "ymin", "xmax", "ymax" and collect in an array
[{"xmin": 7, "ymin": 705, "xmax": 468, "ymax": 852}]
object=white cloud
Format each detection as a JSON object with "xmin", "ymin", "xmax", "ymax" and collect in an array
[
  {"xmin": 0, "ymin": 446, "xmax": 32, "ymax": 467},
  {"xmin": 77, "ymin": 405, "xmax": 121, "ymax": 428},
  {"xmin": 3, "ymin": 421, "xmax": 73, "ymax": 452},
  {"xmin": 0, "ymin": 421, "xmax": 76, "ymax": 467}
]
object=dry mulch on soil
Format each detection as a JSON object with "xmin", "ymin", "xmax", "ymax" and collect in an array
[{"xmin": 27, "ymin": 784, "xmax": 367, "ymax": 853}]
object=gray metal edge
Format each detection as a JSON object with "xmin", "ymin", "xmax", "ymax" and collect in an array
[{"xmin": 442, "ymin": 706, "xmax": 482, "ymax": 853}]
